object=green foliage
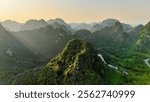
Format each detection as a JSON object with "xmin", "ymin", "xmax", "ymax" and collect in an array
[
  {"xmin": 0, "ymin": 24, "xmax": 71, "ymax": 84},
  {"xmin": 38, "ymin": 39, "xmax": 108, "ymax": 85},
  {"xmin": 12, "ymin": 39, "xmax": 108, "ymax": 85},
  {"xmin": 135, "ymin": 22, "xmax": 150, "ymax": 53},
  {"xmin": 2, "ymin": 20, "xmax": 150, "ymax": 85}
]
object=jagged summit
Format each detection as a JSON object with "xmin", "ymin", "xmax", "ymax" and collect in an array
[
  {"xmin": 47, "ymin": 18, "xmax": 66, "ymax": 25},
  {"xmin": 101, "ymin": 19, "xmax": 120, "ymax": 27},
  {"xmin": 21, "ymin": 19, "xmax": 48, "ymax": 31},
  {"xmin": 47, "ymin": 18, "xmax": 71, "ymax": 31},
  {"xmin": 8, "ymin": 39, "xmax": 108, "ymax": 85},
  {"xmin": 1, "ymin": 20, "xmax": 22, "ymax": 32},
  {"xmin": 39, "ymin": 39, "xmax": 108, "ymax": 84}
]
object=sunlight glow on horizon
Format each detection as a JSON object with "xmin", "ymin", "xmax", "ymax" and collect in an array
[{"xmin": 0, "ymin": 0, "xmax": 150, "ymax": 25}]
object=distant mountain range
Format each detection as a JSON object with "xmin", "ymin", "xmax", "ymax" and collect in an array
[
  {"xmin": 20, "ymin": 19, "xmax": 48, "ymax": 31},
  {"xmin": 1, "ymin": 18, "xmax": 139, "ymax": 32},
  {"xmin": 0, "ymin": 18, "xmax": 71, "ymax": 32},
  {"xmin": 0, "ymin": 18, "xmax": 150, "ymax": 85},
  {"xmin": 1, "ymin": 20, "xmax": 22, "ymax": 32},
  {"xmin": 70, "ymin": 19, "xmax": 134, "ymax": 32}
]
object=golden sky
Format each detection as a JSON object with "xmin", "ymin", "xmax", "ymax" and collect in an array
[{"xmin": 0, "ymin": 0, "xmax": 150, "ymax": 24}]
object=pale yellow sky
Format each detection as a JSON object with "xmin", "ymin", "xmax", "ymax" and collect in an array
[{"xmin": 0, "ymin": 0, "xmax": 150, "ymax": 24}]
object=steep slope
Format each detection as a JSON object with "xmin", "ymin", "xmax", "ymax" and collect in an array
[
  {"xmin": 47, "ymin": 18, "xmax": 71, "ymax": 31},
  {"xmin": 134, "ymin": 25, "xmax": 144, "ymax": 34},
  {"xmin": 9, "ymin": 39, "xmax": 109, "ymax": 85},
  {"xmin": 136, "ymin": 22, "xmax": 150, "ymax": 53},
  {"xmin": 0, "ymin": 24, "xmax": 37, "ymax": 84},
  {"xmin": 101, "ymin": 19, "xmax": 132, "ymax": 31},
  {"xmin": 74, "ymin": 30, "xmax": 92, "ymax": 40},
  {"xmin": 51, "ymin": 22, "xmax": 71, "ymax": 32},
  {"xmin": 0, "ymin": 23, "xmax": 35, "ymax": 59},
  {"xmin": 128, "ymin": 25, "xmax": 144, "ymax": 38},
  {"xmin": 14, "ymin": 25, "xmax": 72, "ymax": 61},
  {"xmin": 90, "ymin": 22, "xmax": 133, "ymax": 49},
  {"xmin": 21, "ymin": 19, "xmax": 48, "ymax": 31},
  {"xmin": 1, "ymin": 20, "xmax": 22, "ymax": 32},
  {"xmin": 87, "ymin": 22, "xmax": 139, "ymax": 72},
  {"xmin": 112, "ymin": 22, "xmax": 135, "ymax": 48},
  {"xmin": 91, "ymin": 19, "xmax": 132, "ymax": 32}
]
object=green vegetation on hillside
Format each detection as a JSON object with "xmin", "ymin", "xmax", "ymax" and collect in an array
[
  {"xmin": 10, "ymin": 39, "xmax": 110, "ymax": 85},
  {"xmin": 1, "ymin": 19, "xmax": 150, "ymax": 85}
]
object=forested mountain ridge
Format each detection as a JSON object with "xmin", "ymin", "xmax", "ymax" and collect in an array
[
  {"xmin": 0, "ymin": 19, "xmax": 150, "ymax": 85},
  {"xmin": 9, "ymin": 39, "xmax": 110, "ymax": 85}
]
